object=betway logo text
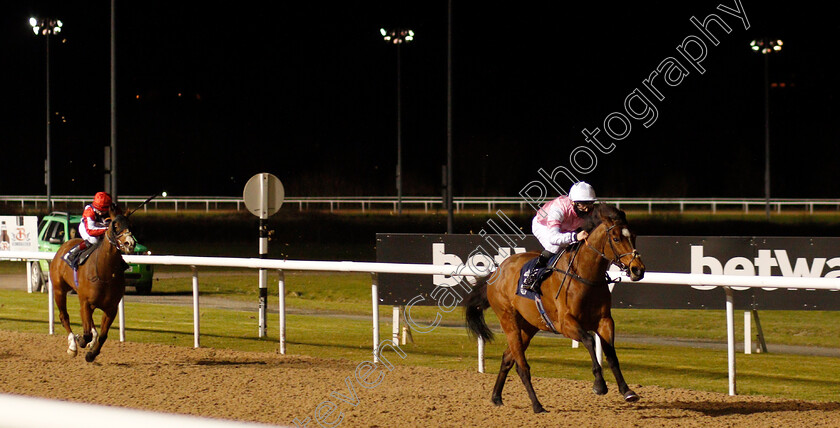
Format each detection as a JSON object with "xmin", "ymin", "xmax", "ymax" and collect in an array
[
  {"xmin": 432, "ymin": 243, "xmax": 527, "ymax": 286},
  {"xmin": 691, "ymin": 246, "xmax": 840, "ymax": 278}
]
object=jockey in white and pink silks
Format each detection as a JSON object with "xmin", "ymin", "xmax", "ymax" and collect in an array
[{"xmin": 522, "ymin": 181, "xmax": 597, "ymax": 291}]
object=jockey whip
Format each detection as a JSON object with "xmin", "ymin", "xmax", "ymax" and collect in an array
[{"xmin": 126, "ymin": 192, "xmax": 164, "ymax": 217}]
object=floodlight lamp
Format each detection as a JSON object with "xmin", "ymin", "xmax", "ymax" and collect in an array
[
  {"xmin": 380, "ymin": 28, "xmax": 387, "ymax": 37},
  {"xmin": 29, "ymin": 17, "xmax": 37, "ymax": 27},
  {"xmin": 57, "ymin": 20, "xmax": 63, "ymax": 27}
]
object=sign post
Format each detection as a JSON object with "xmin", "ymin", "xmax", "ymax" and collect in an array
[{"xmin": 243, "ymin": 173, "xmax": 284, "ymax": 338}]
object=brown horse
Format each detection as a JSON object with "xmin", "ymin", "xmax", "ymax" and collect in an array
[
  {"xmin": 465, "ymin": 204, "xmax": 645, "ymax": 413},
  {"xmin": 49, "ymin": 209, "xmax": 136, "ymax": 362}
]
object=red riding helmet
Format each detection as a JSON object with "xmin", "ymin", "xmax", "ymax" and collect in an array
[{"xmin": 92, "ymin": 192, "xmax": 112, "ymax": 211}]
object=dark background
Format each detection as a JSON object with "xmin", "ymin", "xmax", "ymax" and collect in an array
[{"xmin": 2, "ymin": 1, "xmax": 838, "ymax": 198}]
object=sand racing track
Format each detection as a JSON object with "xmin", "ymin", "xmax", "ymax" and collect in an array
[{"xmin": 0, "ymin": 330, "xmax": 838, "ymax": 427}]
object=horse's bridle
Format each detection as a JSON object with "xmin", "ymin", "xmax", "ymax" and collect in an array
[
  {"xmin": 584, "ymin": 223, "xmax": 640, "ymax": 275},
  {"xmin": 106, "ymin": 222, "xmax": 134, "ymax": 254},
  {"xmin": 550, "ymin": 223, "xmax": 640, "ymax": 299}
]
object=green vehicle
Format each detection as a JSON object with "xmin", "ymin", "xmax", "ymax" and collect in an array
[{"xmin": 31, "ymin": 212, "xmax": 154, "ymax": 294}]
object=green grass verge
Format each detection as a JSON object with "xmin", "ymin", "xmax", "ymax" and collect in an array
[
  {"xmin": 1, "ymin": 288, "xmax": 838, "ymax": 402},
  {"xmin": 141, "ymin": 271, "xmax": 840, "ymax": 348}
]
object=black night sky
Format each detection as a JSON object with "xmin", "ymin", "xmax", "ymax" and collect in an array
[{"xmin": 2, "ymin": 1, "xmax": 839, "ymax": 198}]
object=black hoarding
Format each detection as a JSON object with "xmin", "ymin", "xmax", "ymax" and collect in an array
[{"xmin": 376, "ymin": 234, "xmax": 840, "ymax": 310}]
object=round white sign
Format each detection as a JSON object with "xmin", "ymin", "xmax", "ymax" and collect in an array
[{"xmin": 243, "ymin": 173, "xmax": 284, "ymax": 218}]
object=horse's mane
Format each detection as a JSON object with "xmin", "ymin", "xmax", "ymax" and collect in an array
[{"xmin": 582, "ymin": 203, "xmax": 627, "ymax": 232}]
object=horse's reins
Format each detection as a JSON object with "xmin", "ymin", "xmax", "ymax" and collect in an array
[{"xmin": 551, "ymin": 243, "xmax": 594, "ymax": 300}]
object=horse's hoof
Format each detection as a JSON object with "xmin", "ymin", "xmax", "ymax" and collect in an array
[
  {"xmin": 533, "ymin": 405, "xmax": 548, "ymax": 414},
  {"xmin": 66, "ymin": 348, "xmax": 77, "ymax": 357},
  {"xmin": 491, "ymin": 397, "xmax": 503, "ymax": 406},
  {"xmin": 593, "ymin": 382, "xmax": 608, "ymax": 395},
  {"xmin": 624, "ymin": 390, "xmax": 640, "ymax": 403},
  {"xmin": 84, "ymin": 352, "xmax": 97, "ymax": 363}
]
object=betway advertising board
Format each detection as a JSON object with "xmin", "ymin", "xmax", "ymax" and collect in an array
[{"xmin": 375, "ymin": 234, "xmax": 840, "ymax": 310}]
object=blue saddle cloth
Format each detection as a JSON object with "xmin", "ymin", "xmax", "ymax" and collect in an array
[{"xmin": 516, "ymin": 253, "xmax": 563, "ymax": 301}]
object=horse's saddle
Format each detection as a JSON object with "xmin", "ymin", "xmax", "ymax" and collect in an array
[
  {"xmin": 517, "ymin": 252, "xmax": 564, "ymax": 299},
  {"xmin": 64, "ymin": 241, "xmax": 99, "ymax": 269}
]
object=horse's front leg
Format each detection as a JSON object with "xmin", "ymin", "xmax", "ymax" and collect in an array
[
  {"xmin": 561, "ymin": 314, "xmax": 607, "ymax": 396},
  {"xmin": 597, "ymin": 317, "xmax": 639, "ymax": 402},
  {"xmin": 85, "ymin": 308, "xmax": 115, "ymax": 363},
  {"xmin": 76, "ymin": 302, "xmax": 95, "ymax": 350}
]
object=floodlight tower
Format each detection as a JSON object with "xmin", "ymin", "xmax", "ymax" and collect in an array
[
  {"xmin": 29, "ymin": 17, "xmax": 63, "ymax": 208},
  {"xmin": 750, "ymin": 38, "xmax": 783, "ymax": 220},
  {"xmin": 380, "ymin": 28, "xmax": 414, "ymax": 215}
]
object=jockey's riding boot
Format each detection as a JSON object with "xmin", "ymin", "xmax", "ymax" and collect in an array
[
  {"xmin": 62, "ymin": 241, "xmax": 87, "ymax": 269},
  {"xmin": 522, "ymin": 250, "xmax": 555, "ymax": 292}
]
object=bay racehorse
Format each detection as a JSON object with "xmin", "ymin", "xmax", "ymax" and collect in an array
[
  {"xmin": 465, "ymin": 204, "xmax": 645, "ymax": 413},
  {"xmin": 49, "ymin": 208, "xmax": 136, "ymax": 362}
]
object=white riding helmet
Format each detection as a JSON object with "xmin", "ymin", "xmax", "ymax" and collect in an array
[{"xmin": 568, "ymin": 181, "xmax": 597, "ymax": 203}]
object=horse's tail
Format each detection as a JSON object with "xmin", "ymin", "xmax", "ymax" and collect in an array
[{"xmin": 464, "ymin": 276, "xmax": 494, "ymax": 342}]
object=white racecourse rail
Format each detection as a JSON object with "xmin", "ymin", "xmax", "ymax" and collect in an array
[
  {"xmin": 4, "ymin": 251, "xmax": 840, "ymax": 397},
  {"xmin": 0, "ymin": 393, "xmax": 278, "ymax": 428}
]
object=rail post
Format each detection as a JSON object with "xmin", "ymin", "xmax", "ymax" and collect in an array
[
  {"xmin": 372, "ymin": 273, "xmax": 380, "ymax": 363},
  {"xmin": 47, "ymin": 275, "xmax": 54, "ymax": 335},
  {"xmin": 392, "ymin": 306, "xmax": 400, "ymax": 346},
  {"xmin": 725, "ymin": 286, "xmax": 736, "ymax": 396},
  {"xmin": 118, "ymin": 298, "xmax": 125, "ymax": 342},
  {"xmin": 192, "ymin": 266, "xmax": 200, "ymax": 348},
  {"xmin": 26, "ymin": 261, "xmax": 33, "ymax": 293},
  {"xmin": 278, "ymin": 270, "xmax": 286, "ymax": 354},
  {"xmin": 477, "ymin": 336, "xmax": 485, "ymax": 373},
  {"xmin": 744, "ymin": 311, "xmax": 751, "ymax": 354}
]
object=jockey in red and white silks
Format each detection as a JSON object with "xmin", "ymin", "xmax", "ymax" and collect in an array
[
  {"xmin": 63, "ymin": 192, "xmax": 116, "ymax": 269},
  {"xmin": 79, "ymin": 192, "xmax": 113, "ymax": 246}
]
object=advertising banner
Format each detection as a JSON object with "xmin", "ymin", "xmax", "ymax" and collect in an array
[
  {"xmin": 376, "ymin": 234, "xmax": 840, "ymax": 310},
  {"xmin": 0, "ymin": 216, "xmax": 38, "ymax": 252}
]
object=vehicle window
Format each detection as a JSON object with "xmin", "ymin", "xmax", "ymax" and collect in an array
[
  {"xmin": 38, "ymin": 219, "xmax": 46, "ymax": 234},
  {"xmin": 45, "ymin": 221, "xmax": 64, "ymax": 242},
  {"xmin": 69, "ymin": 222, "xmax": 80, "ymax": 239}
]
